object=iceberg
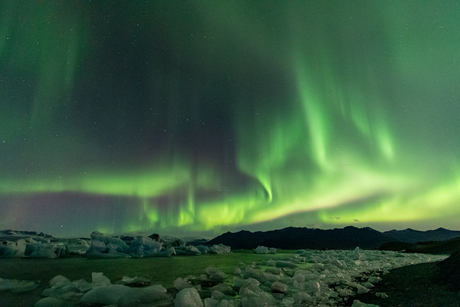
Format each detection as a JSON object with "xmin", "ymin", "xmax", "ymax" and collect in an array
[
  {"xmin": 174, "ymin": 277, "xmax": 194, "ymax": 291},
  {"xmin": 179, "ymin": 245, "xmax": 202, "ymax": 255},
  {"xmin": 196, "ymin": 245, "xmax": 210, "ymax": 254},
  {"xmin": 209, "ymin": 244, "xmax": 231, "ymax": 254},
  {"xmin": 174, "ymin": 287, "xmax": 203, "ymax": 307},
  {"xmin": 116, "ymin": 275, "xmax": 151, "ymax": 287},
  {"xmin": 254, "ymin": 246, "xmax": 277, "ymax": 254},
  {"xmin": 128, "ymin": 236, "xmax": 163, "ymax": 256},
  {"xmin": 25, "ymin": 243, "xmax": 69, "ymax": 258},
  {"xmin": 80, "ymin": 284, "xmax": 130, "ymax": 305},
  {"xmin": 85, "ymin": 231, "xmax": 130, "ymax": 258},
  {"xmin": 0, "ymin": 239, "xmax": 27, "ymax": 257},
  {"xmin": 64, "ymin": 238, "xmax": 90, "ymax": 255},
  {"xmin": 205, "ymin": 267, "xmax": 227, "ymax": 281},
  {"xmin": 34, "ymin": 297, "xmax": 65, "ymax": 307},
  {"xmin": 118, "ymin": 284, "xmax": 170, "ymax": 306},
  {"xmin": 271, "ymin": 281, "xmax": 288, "ymax": 294}
]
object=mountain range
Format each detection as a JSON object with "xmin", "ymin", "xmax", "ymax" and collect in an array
[
  {"xmin": 206, "ymin": 226, "xmax": 460, "ymax": 250},
  {"xmin": 382, "ymin": 227, "xmax": 460, "ymax": 243}
]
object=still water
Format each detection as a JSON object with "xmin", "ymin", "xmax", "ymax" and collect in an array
[{"xmin": 0, "ymin": 250, "xmax": 300, "ymax": 307}]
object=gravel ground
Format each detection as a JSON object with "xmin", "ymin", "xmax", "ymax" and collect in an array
[{"xmin": 356, "ymin": 261, "xmax": 460, "ymax": 307}]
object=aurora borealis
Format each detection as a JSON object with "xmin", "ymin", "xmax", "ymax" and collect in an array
[{"xmin": 1, "ymin": 1, "xmax": 460, "ymax": 238}]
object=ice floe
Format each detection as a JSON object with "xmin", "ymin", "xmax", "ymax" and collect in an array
[
  {"xmin": 0, "ymin": 278, "xmax": 39, "ymax": 293},
  {"xmin": 255, "ymin": 246, "xmax": 277, "ymax": 254}
]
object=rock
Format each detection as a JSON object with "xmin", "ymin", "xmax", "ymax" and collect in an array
[{"xmin": 437, "ymin": 250, "xmax": 460, "ymax": 289}]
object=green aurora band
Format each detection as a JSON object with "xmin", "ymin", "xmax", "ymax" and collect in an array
[{"xmin": 1, "ymin": 1, "xmax": 460, "ymax": 237}]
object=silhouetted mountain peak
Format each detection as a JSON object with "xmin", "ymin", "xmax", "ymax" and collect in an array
[
  {"xmin": 208, "ymin": 226, "xmax": 460, "ymax": 250},
  {"xmin": 384, "ymin": 228, "xmax": 460, "ymax": 243},
  {"xmin": 208, "ymin": 226, "xmax": 395, "ymax": 250}
]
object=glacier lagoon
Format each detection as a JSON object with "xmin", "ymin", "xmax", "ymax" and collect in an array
[{"xmin": 0, "ymin": 248, "xmax": 448, "ymax": 307}]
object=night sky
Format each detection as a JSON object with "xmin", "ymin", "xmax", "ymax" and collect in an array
[{"xmin": 1, "ymin": 1, "xmax": 460, "ymax": 238}]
